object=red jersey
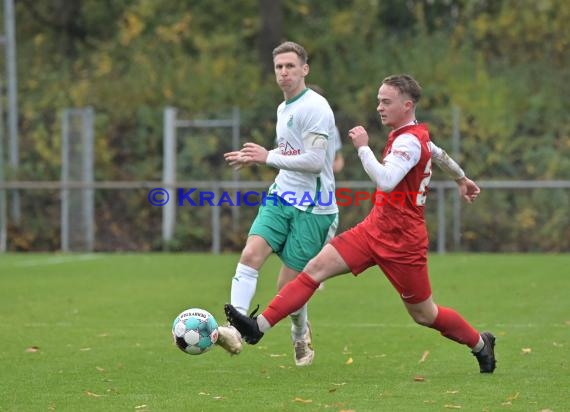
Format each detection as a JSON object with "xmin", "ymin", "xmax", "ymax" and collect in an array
[{"xmin": 362, "ymin": 123, "xmax": 432, "ymax": 264}]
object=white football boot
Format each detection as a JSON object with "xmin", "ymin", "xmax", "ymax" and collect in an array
[
  {"xmin": 216, "ymin": 324, "xmax": 243, "ymax": 355},
  {"xmin": 293, "ymin": 321, "xmax": 314, "ymax": 366}
]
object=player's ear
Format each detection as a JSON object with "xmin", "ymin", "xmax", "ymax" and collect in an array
[{"xmin": 303, "ymin": 64, "xmax": 310, "ymax": 76}]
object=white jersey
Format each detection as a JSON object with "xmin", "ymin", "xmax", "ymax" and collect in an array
[
  {"xmin": 268, "ymin": 88, "xmax": 338, "ymax": 215},
  {"xmin": 332, "ymin": 126, "xmax": 342, "ymax": 152}
]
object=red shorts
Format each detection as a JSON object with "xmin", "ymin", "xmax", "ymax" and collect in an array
[{"xmin": 329, "ymin": 223, "xmax": 431, "ymax": 304}]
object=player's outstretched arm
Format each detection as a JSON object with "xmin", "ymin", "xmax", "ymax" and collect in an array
[{"xmin": 429, "ymin": 142, "xmax": 480, "ymax": 203}]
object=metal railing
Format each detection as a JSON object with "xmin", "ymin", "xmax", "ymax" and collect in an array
[{"xmin": 1, "ymin": 180, "xmax": 569, "ymax": 253}]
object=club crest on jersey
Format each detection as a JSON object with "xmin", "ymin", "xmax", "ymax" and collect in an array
[{"xmin": 278, "ymin": 141, "xmax": 301, "ymax": 156}]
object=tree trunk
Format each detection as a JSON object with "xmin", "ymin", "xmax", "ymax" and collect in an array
[{"xmin": 258, "ymin": 0, "xmax": 283, "ymax": 77}]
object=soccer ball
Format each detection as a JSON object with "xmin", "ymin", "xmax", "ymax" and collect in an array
[{"xmin": 172, "ymin": 308, "xmax": 219, "ymax": 355}]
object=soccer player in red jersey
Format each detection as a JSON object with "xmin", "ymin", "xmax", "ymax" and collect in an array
[{"xmin": 225, "ymin": 74, "xmax": 496, "ymax": 373}]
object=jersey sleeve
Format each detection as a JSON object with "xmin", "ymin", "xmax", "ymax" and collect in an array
[
  {"xmin": 358, "ymin": 133, "xmax": 421, "ymax": 192},
  {"xmin": 266, "ymin": 138, "xmax": 326, "ymax": 173}
]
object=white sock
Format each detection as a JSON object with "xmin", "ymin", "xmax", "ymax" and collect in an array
[
  {"xmin": 257, "ymin": 315, "xmax": 272, "ymax": 333},
  {"xmin": 472, "ymin": 336, "xmax": 485, "ymax": 353},
  {"xmin": 289, "ymin": 304, "xmax": 308, "ymax": 341},
  {"xmin": 230, "ymin": 263, "xmax": 259, "ymax": 315}
]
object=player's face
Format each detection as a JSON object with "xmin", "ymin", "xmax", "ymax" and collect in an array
[
  {"xmin": 274, "ymin": 52, "xmax": 309, "ymax": 99},
  {"xmin": 376, "ymin": 84, "xmax": 413, "ymax": 128}
]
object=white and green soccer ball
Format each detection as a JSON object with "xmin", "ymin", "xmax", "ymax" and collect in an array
[{"xmin": 172, "ymin": 308, "xmax": 219, "ymax": 355}]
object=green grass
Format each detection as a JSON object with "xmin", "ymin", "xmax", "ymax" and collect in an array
[{"xmin": 0, "ymin": 253, "xmax": 568, "ymax": 412}]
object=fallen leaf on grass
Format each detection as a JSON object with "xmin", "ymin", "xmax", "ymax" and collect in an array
[
  {"xmin": 328, "ymin": 388, "xmax": 337, "ymax": 393},
  {"xmin": 332, "ymin": 382, "xmax": 347, "ymax": 386},
  {"xmin": 444, "ymin": 404, "xmax": 462, "ymax": 409},
  {"xmin": 85, "ymin": 391, "xmax": 104, "ymax": 397},
  {"xmin": 539, "ymin": 409, "xmax": 554, "ymax": 412},
  {"xmin": 506, "ymin": 392, "xmax": 519, "ymax": 401},
  {"xmin": 345, "ymin": 357, "xmax": 353, "ymax": 365},
  {"xmin": 95, "ymin": 367, "xmax": 105, "ymax": 372},
  {"xmin": 521, "ymin": 348, "xmax": 532, "ymax": 354},
  {"xmin": 418, "ymin": 350, "xmax": 430, "ymax": 363},
  {"xmin": 269, "ymin": 353, "xmax": 286, "ymax": 357},
  {"xmin": 212, "ymin": 396, "xmax": 225, "ymax": 400},
  {"xmin": 25, "ymin": 346, "xmax": 40, "ymax": 353},
  {"xmin": 293, "ymin": 397, "xmax": 312, "ymax": 403},
  {"xmin": 134, "ymin": 405, "xmax": 147, "ymax": 410},
  {"xmin": 552, "ymin": 342, "xmax": 563, "ymax": 347},
  {"xmin": 80, "ymin": 347, "xmax": 92, "ymax": 352},
  {"xmin": 446, "ymin": 390, "xmax": 459, "ymax": 394},
  {"xmin": 198, "ymin": 392, "xmax": 210, "ymax": 396},
  {"xmin": 414, "ymin": 376, "xmax": 425, "ymax": 382}
]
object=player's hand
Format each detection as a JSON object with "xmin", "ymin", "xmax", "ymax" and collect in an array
[
  {"xmin": 241, "ymin": 142, "xmax": 269, "ymax": 164},
  {"xmin": 348, "ymin": 126, "xmax": 369, "ymax": 149},
  {"xmin": 456, "ymin": 177, "xmax": 480, "ymax": 203},
  {"xmin": 224, "ymin": 150, "xmax": 250, "ymax": 170}
]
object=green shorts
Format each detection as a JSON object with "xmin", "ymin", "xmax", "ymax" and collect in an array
[{"xmin": 249, "ymin": 195, "xmax": 338, "ymax": 272}]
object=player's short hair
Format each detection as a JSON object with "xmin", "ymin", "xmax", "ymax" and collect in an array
[
  {"xmin": 272, "ymin": 41, "xmax": 308, "ymax": 64},
  {"xmin": 382, "ymin": 74, "xmax": 422, "ymax": 104}
]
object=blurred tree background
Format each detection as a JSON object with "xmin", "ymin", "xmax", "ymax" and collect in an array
[{"xmin": 3, "ymin": 0, "xmax": 569, "ymax": 251}]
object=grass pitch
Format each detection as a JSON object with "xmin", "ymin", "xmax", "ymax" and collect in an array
[{"xmin": 0, "ymin": 253, "xmax": 568, "ymax": 411}]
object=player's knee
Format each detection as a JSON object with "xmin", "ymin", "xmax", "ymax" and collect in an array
[
  {"xmin": 240, "ymin": 238, "xmax": 271, "ymax": 267},
  {"xmin": 409, "ymin": 311, "xmax": 436, "ymax": 326},
  {"xmin": 304, "ymin": 255, "xmax": 328, "ymax": 281},
  {"xmin": 240, "ymin": 246, "xmax": 260, "ymax": 267}
]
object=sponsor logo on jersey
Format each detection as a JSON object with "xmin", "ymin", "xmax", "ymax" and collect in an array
[
  {"xmin": 278, "ymin": 141, "xmax": 301, "ymax": 156},
  {"xmin": 392, "ymin": 149, "xmax": 411, "ymax": 161}
]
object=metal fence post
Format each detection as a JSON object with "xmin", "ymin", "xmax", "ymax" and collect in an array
[
  {"xmin": 437, "ymin": 184, "xmax": 446, "ymax": 254},
  {"xmin": 82, "ymin": 107, "xmax": 95, "ymax": 251},
  {"xmin": 452, "ymin": 105, "xmax": 461, "ymax": 250},
  {"xmin": 162, "ymin": 107, "xmax": 177, "ymax": 248}
]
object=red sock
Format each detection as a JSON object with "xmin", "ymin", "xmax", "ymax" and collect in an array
[
  {"xmin": 430, "ymin": 305, "xmax": 480, "ymax": 348},
  {"xmin": 262, "ymin": 272, "xmax": 320, "ymax": 326}
]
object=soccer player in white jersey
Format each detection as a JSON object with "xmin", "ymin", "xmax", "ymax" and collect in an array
[{"xmin": 219, "ymin": 41, "xmax": 339, "ymax": 366}]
